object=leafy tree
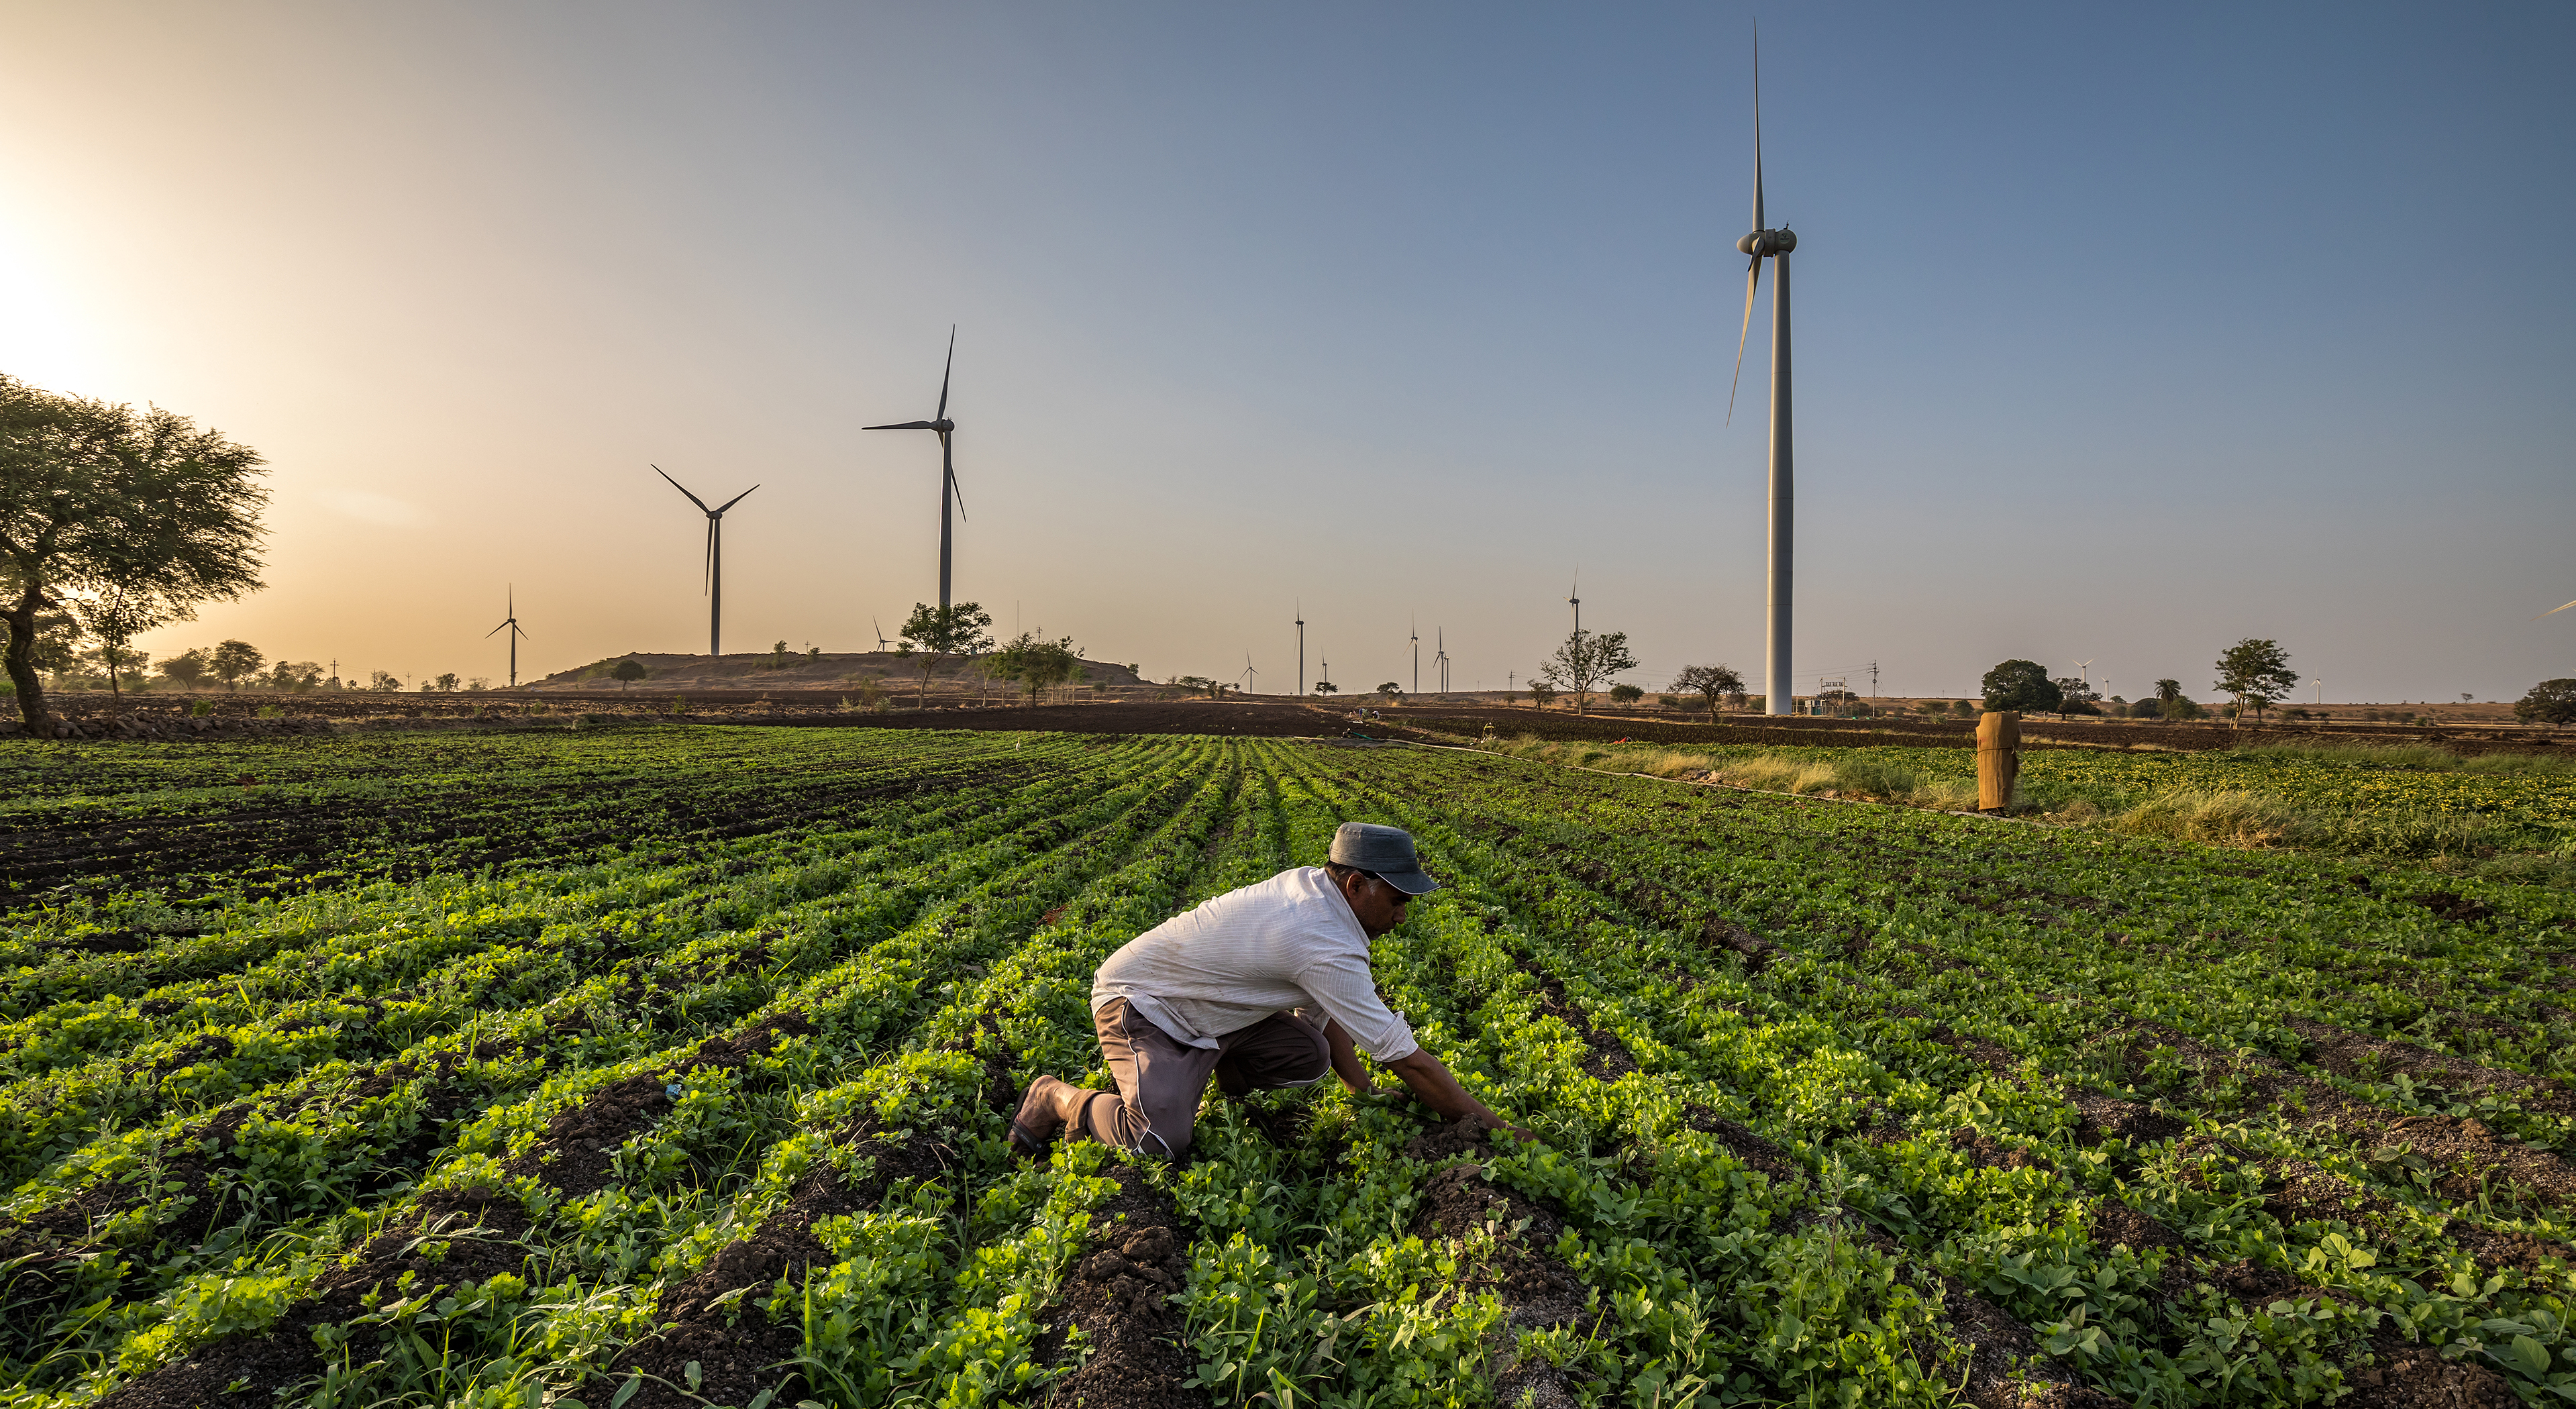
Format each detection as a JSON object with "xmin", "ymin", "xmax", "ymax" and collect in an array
[
  {"xmin": 468, "ymin": 677, "xmax": 491, "ymax": 692},
  {"xmin": 771, "ymin": 639, "xmax": 790, "ymax": 668},
  {"xmin": 613, "ymin": 659, "xmax": 650, "ymax": 690},
  {"xmin": 1, "ymin": 374, "xmax": 266, "ymax": 737},
  {"xmin": 1543, "ymin": 628, "xmax": 1639, "ymax": 715},
  {"xmin": 1173, "ymin": 674, "xmax": 1219, "ymax": 698},
  {"xmin": 78, "ymin": 643, "xmax": 152, "ymax": 694},
  {"xmin": 369, "ymin": 669, "xmax": 402, "ymax": 692},
  {"xmin": 433, "ymin": 672, "xmax": 461, "ymax": 692},
  {"xmin": 990, "ymin": 630, "xmax": 1082, "ymax": 706},
  {"xmin": 2514, "ymin": 679, "xmax": 2576, "ymax": 726},
  {"xmin": 160, "ymin": 647, "xmax": 213, "ymax": 690},
  {"xmin": 2212, "ymin": 638, "xmax": 2298, "ymax": 723},
  {"xmin": 2051, "ymin": 676, "xmax": 2101, "ymax": 718},
  {"xmin": 1313, "ymin": 680, "xmax": 1337, "ymax": 696},
  {"xmin": 1609, "ymin": 683, "xmax": 1644, "ymax": 704},
  {"xmin": 210, "ymin": 639, "xmax": 264, "ymax": 690},
  {"xmin": 1670, "ymin": 664, "xmax": 1744, "ymax": 721},
  {"xmin": 1377, "ymin": 682, "xmax": 1402, "ymax": 699},
  {"xmin": 267, "ymin": 660, "xmax": 323, "ymax": 692},
  {"xmin": 75, "ymin": 576, "xmax": 189, "ymax": 702},
  {"xmin": 1979, "ymin": 660, "xmax": 2061, "ymax": 715},
  {"xmin": 2153, "ymin": 678, "xmax": 2184, "ymax": 707},
  {"xmin": 896, "ymin": 601, "xmax": 994, "ymax": 707},
  {"xmin": 1913, "ymin": 700, "xmax": 1945, "ymax": 717},
  {"xmin": 1527, "ymin": 678, "xmax": 1557, "ymax": 710}
]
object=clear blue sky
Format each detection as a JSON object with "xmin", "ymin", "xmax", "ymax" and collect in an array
[{"xmin": 4, "ymin": 2, "xmax": 2569, "ymax": 701}]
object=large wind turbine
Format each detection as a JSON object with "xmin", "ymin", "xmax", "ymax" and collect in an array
[
  {"xmin": 1568, "ymin": 571, "xmax": 1582, "ymax": 643},
  {"xmin": 1727, "ymin": 26, "xmax": 1798, "ymax": 715},
  {"xmin": 864, "ymin": 327, "xmax": 968, "ymax": 611},
  {"xmin": 1238, "ymin": 654, "xmax": 1258, "ymax": 696},
  {"xmin": 484, "ymin": 588, "xmax": 529, "ymax": 689},
  {"xmin": 655, "ymin": 466, "xmax": 760, "ymax": 658}
]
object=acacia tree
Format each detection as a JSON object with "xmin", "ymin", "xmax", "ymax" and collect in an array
[
  {"xmin": 1543, "ymin": 628, "xmax": 1638, "ymax": 715},
  {"xmin": 211, "ymin": 639, "xmax": 264, "ymax": 690},
  {"xmin": 2, "ymin": 375, "xmax": 266, "ymax": 735},
  {"xmin": 2514, "ymin": 680, "xmax": 2576, "ymax": 726},
  {"xmin": 895, "ymin": 601, "xmax": 994, "ymax": 708},
  {"xmin": 613, "ymin": 660, "xmax": 650, "ymax": 691},
  {"xmin": 1527, "ymin": 678, "xmax": 1557, "ymax": 710},
  {"xmin": 160, "ymin": 648, "xmax": 213, "ymax": 690},
  {"xmin": 1671, "ymin": 663, "xmax": 1745, "ymax": 721},
  {"xmin": 2213, "ymin": 638, "xmax": 2298, "ymax": 725}
]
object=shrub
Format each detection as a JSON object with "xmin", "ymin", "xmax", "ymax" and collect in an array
[{"xmin": 1609, "ymin": 684, "xmax": 1643, "ymax": 704}]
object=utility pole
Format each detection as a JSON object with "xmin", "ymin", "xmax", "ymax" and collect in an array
[{"xmin": 1869, "ymin": 660, "xmax": 1879, "ymax": 698}]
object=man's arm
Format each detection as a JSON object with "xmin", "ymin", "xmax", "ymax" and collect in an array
[
  {"xmin": 1384, "ymin": 1047, "xmax": 1530, "ymax": 1138},
  {"xmin": 1323, "ymin": 1017, "xmax": 1376, "ymax": 1096}
]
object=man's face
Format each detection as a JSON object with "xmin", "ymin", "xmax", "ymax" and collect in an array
[{"xmin": 1341, "ymin": 870, "xmax": 1412, "ymax": 937}]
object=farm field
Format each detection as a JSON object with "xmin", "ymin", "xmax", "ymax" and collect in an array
[
  {"xmin": 1, "ymin": 727, "xmax": 2573, "ymax": 1409},
  {"xmin": 1485, "ymin": 736, "xmax": 2576, "ymax": 874}
]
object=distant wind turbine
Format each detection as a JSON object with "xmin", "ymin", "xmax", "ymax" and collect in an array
[
  {"xmin": 2075, "ymin": 659, "xmax": 2094, "ymax": 688},
  {"xmin": 872, "ymin": 617, "xmax": 894, "ymax": 653},
  {"xmin": 1435, "ymin": 629, "xmax": 1450, "ymax": 695},
  {"xmin": 655, "ymin": 467, "xmax": 759, "ymax": 657},
  {"xmin": 1238, "ymin": 654, "xmax": 1258, "ymax": 696},
  {"xmin": 484, "ymin": 588, "xmax": 529, "ymax": 689},
  {"xmin": 1294, "ymin": 601, "xmax": 1306, "ymax": 696},
  {"xmin": 1411, "ymin": 617, "xmax": 1421, "ymax": 696},
  {"xmin": 1727, "ymin": 23, "xmax": 1800, "ymax": 715},
  {"xmin": 864, "ymin": 327, "xmax": 969, "ymax": 610},
  {"xmin": 1568, "ymin": 571, "xmax": 1582, "ymax": 643}
]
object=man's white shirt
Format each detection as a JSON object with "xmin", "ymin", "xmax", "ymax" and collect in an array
[{"xmin": 1091, "ymin": 866, "xmax": 1418, "ymax": 1061}]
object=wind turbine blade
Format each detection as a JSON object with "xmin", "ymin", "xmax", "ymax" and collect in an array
[
  {"xmin": 486, "ymin": 621, "xmax": 509, "ymax": 638},
  {"xmin": 515, "ymin": 624, "xmax": 530, "ymax": 641},
  {"xmin": 715, "ymin": 484, "xmax": 760, "ymax": 514},
  {"xmin": 943, "ymin": 434, "xmax": 966, "ymax": 521},
  {"xmin": 655, "ymin": 465, "xmax": 712, "ymax": 513},
  {"xmin": 2534, "ymin": 598, "xmax": 2576, "ymax": 620},
  {"xmin": 1751, "ymin": 19, "xmax": 1765, "ymax": 233},
  {"xmin": 864, "ymin": 421, "xmax": 935, "ymax": 431},
  {"xmin": 1726, "ymin": 254, "xmax": 1762, "ymax": 426},
  {"xmin": 703, "ymin": 521, "xmax": 715, "ymax": 594},
  {"xmin": 936, "ymin": 325, "xmax": 955, "ymax": 422}
]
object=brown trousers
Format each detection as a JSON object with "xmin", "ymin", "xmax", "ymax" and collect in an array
[{"xmin": 1073, "ymin": 998, "xmax": 1330, "ymax": 1158}]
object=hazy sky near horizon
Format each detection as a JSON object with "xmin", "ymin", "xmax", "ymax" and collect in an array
[{"xmin": 5, "ymin": 2, "xmax": 2571, "ymax": 702}]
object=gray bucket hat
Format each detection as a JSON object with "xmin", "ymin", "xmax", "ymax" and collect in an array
[{"xmin": 1329, "ymin": 822, "xmax": 1441, "ymax": 896}]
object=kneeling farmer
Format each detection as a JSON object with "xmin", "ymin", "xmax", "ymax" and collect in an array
[{"xmin": 1012, "ymin": 822, "xmax": 1518, "ymax": 1159}]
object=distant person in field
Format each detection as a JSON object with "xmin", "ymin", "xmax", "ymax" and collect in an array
[{"xmin": 1010, "ymin": 822, "xmax": 1523, "ymax": 1160}]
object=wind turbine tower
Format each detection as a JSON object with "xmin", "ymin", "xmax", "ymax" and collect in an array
[
  {"xmin": 1727, "ymin": 26, "xmax": 1800, "ymax": 715},
  {"xmin": 1410, "ymin": 618, "xmax": 1420, "ymax": 695},
  {"xmin": 1568, "ymin": 571, "xmax": 1582, "ymax": 644},
  {"xmin": 1295, "ymin": 602, "xmax": 1306, "ymax": 696},
  {"xmin": 485, "ymin": 588, "xmax": 529, "ymax": 689},
  {"xmin": 1239, "ymin": 654, "xmax": 1257, "ymax": 696},
  {"xmin": 655, "ymin": 467, "xmax": 760, "ymax": 658},
  {"xmin": 1436, "ymin": 629, "xmax": 1450, "ymax": 695},
  {"xmin": 864, "ymin": 327, "xmax": 970, "ymax": 610}
]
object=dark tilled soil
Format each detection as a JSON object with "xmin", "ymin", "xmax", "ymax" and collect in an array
[
  {"xmin": 95, "ymin": 1187, "xmax": 533, "ymax": 1409},
  {"xmin": 1685, "ymin": 1111, "xmax": 1800, "ymax": 1184},
  {"xmin": 1047, "ymin": 1163, "xmax": 1203, "ymax": 1409},
  {"xmin": 511, "ymin": 1014, "xmax": 815, "ymax": 1198},
  {"xmin": 2449, "ymin": 1223, "xmax": 2574, "ymax": 1276},
  {"xmin": 1937, "ymin": 1275, "xmax": 2123, "ymax": 1409},
  {"xmin": 2070, "ymin": 1093, "xmax": 2185, "ymax": 1148},
  {"xmin": 2342, "ymin": 1337, "xmax": 2520, "ymax": 1407}
]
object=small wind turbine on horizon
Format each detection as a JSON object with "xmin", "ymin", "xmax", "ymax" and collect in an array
[
  {"xmin": 1727, "ymin": 23, "xmax": 1801, "ymax": 716},
  {"xmin": 484, "ymin": 588, "xmax": 529, "ymax": 689},
  {"xmin": 1294, "ymin": 602, "xmax": 1306, "ymax": 696},
  {"xmin": 864, "ymin": 327, "xmax": 970, "ymax": 611},
  {"xmin": 1238, "ymin": 654, "xmax": 1258, "ymax": 696},
  {"xmin": 2075, "ymin": 659, "xmax": 2095, "ymax": 689},
  {"xmin": 1435, "ymin": 629, "xmax": 1450, "ymax": 695},
  {"xmin": 872, "ymin": 617, "xmax": 894, "ymax": 654},
  {"xmin": 1568, "ymin": 571, "xmax": 1582, "ymax": 643},
  {"xmin": 655, "ymin": 467, "xmax": 759, "ymax": 658},
  {"xmin": 1411, "ymin": 618, "xmax": 1420, "ymax": 696}
]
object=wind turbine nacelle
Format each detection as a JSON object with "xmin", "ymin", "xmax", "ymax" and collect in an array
[
  {"xmin": 1737, "ymin": 229, "xmax": 1796, "ymax": 257},
  {"xmin": 931, "ymin": 419, "xmax": 955, "ymax": 433}
]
